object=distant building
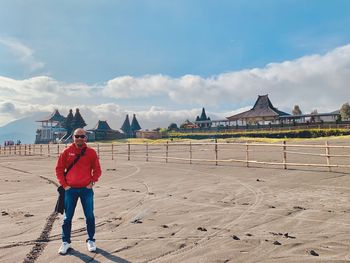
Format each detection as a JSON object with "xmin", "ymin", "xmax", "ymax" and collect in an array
[
  {"xmin": 136, "ymin": 130, "xmax": 165, "ymax": 139},
  {"xmin": 121, "ymin": 114, "xmax": 142, "ymax": 138},
  {"xmin": 35, "ymin": 108, "xmax": 91, "ymax": 144},
  {"xmin": 121, "ymin": 114, "xmax": 132, "ymax": 137},
  {"xmin": 195, "ymin": 108, "xmax": 211, "ymax": 128},
  {"xmin": 59, "ymin": 108, "xmax": 89, "ymax": 143},
  {"xmin": 193, "ymin": 94, "xmax": 340, "ymax": 128},
  {"xmin": 180, "ymin": 119, "xmax": 199, "ymax": 129},
  {"xmin": 35, "ymin": 109, "xmax": 67, "ymax": 144},
  {"xmin": 130, "ymin": 114, "xmax": 142, "ymax": 134},
  {"xmin": 227, "ymin": 94, "xmax": 290, "ymax": 125},
  {"xmin": 88, "ymin": 120, "xmax": 124, "ymax": 141}
]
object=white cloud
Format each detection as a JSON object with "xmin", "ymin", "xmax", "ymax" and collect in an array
[
  {"xmin": 0, "ymin": 101, "xmax": 16, "ymax": 114},
  {"xmin": 0, "ymin": 37, "xmax": 45, "ymax": 72},
  {"xmin": 102, "ymin": 44, "xmax": 350, "ymax": 112},
  {"xmin": 0, "ymin": 43, "xmax": 350, "ymax": 129},
  {"xmin": 104, "ymin": 75, "xmax": 172, "ymax": 98}
]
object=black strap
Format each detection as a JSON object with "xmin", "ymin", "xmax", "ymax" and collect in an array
[{"xmin": 64, "ymin": 147, "xmax": 87, "ymax": 176}]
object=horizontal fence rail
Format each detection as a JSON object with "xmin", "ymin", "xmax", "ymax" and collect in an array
[{"xmin": 1, "ymin": 141, "xmax": 350, "ymax": 172}]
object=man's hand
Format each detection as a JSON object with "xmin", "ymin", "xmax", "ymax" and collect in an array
[
  {"xmin": 64, "ymin": 186, "xmax": 71, "ymax": 190},
  {"xmin": 86, "ymin": 182, "xmax": 94, "ymax": 189}
]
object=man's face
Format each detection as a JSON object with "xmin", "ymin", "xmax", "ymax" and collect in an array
[{"xmin": 73, "ymin": 129, "xmax": 86, "ymax": 147}]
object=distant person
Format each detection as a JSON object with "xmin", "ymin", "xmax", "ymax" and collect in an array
[{"xmin": 55, "ymin": 128, "xmax": 102, "ymax": 255}]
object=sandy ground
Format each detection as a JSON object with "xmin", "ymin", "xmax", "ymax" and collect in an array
[{"xmin": 1, "ymin": 138, "xmax": 350, "ymax": 263}]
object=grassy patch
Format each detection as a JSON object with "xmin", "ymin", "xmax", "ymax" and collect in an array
[{"xmin": 167, "ymin": 128, "xmax": 350, "ymax": 140}]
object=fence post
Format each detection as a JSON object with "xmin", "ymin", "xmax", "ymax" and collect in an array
[
  {"xmin": 189, "ymin": 141, "xmax": 192, "ymax": 164},
  {"xmin": 146, "ymin": 142, "xmax": 149, "ymax": 162},
  {"xmin": 57, "ymin": 144, "xmax": 60, "ymax": 156},
  {"xmin": 97, "ymin": 144, "xmax": 100, "ymax": 158},
  {"xmin": 128, "ymin": 142, "xmax": 130, "ymax": 161},
  {"xmin": 283, "ymin": 140, "xmax": 287, "ymax": 169},
  {"xmin": 245, "ymin": 143, "xmax": 249, "ymax": 167},
  {"xmin": 166, "ymin": 141, "xmax": 169, "ymax": 163},
  {"xmin": 215, "ymin": 139, "xmax": 218, "ymax": 166},
  {"xmin": 325, "ymin": 141, "xmax": 331, "ymax": 172},
  {"xmin": 48, "ymin": 144, "xmax": 50, "ymax": 156},
  {"xmin": 14, "ymin": 145, "xmax": 16, "ymax": 155},
  {"xmin": 114, "ymin": 143, "xmax": 117, "ymax": 162},
  {"xmin": 111, "ymin": 143, "xmax": 114, "ymax": 160}
]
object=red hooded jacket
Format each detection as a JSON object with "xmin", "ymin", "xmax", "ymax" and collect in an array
[{"xmin": 55, "ymin": 143, "xmax": 101, "ymax": 188}]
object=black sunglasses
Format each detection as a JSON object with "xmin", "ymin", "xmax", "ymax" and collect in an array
[{"xmin": 74, "ymin": 135, "xmax": 86, "ymax": 139}]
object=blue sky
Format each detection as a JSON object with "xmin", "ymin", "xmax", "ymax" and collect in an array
[{"xmin": 0, "ymin": 0, "xmax": 350, "ymax": 129}]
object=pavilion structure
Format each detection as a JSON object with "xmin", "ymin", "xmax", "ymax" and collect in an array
[
  {"xmin": 193, "ymin": 95, "xmax": 290, "ymax": 128},
  {"xmin": 226, "ymin": 94, "xmax": 290, "ymax": 125},
  {"xmin": 278, "ymin": 110, "xmax": 340, "ymax": 124},
  {"xmin": 88, "ymin": 120, "xmax": 124, "ymax": 140},
  {"xmin": 193, "ymin": 94, "xmax": 341, "ymax": 129},
  {"xmin": 35, "ymin": 109, "xmax": 67, "ymax": 144}
]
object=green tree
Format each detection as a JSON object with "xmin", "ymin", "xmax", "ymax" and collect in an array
[
  {"xmin": 310, "ymin": 109, "xmax": 318, "ymax": 123},
  {"xmin": 168, "ymin": 123, "xmax": 179, "ymax": 131},
  {"xmin": 292, "ymin": 105, "xmax": 302, "ymax": 115},
  {"xmin": 340, "ymin": 102, "xmax": 350, "ymax": 120}
]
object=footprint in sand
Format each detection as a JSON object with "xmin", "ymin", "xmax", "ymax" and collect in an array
[
  {"xmin": 232, "ymin": 235, "xmax": 240, "ymax": 240},
  {"xmin": 309, "ymin": 250, "xmax": 319, "ymax": 256}
]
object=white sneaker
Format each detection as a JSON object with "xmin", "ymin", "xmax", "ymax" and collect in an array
[
  {"xmin": 58, "ymin": 242, "xmax": 71, "ymax": 254},
  {"xmin": 87, "ymin": 240, "xmax": 96, "ymax": 252}
]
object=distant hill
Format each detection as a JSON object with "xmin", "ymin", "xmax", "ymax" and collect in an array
[{"xmin": 0, "ymin": 112, "xmax": 49, "ymax": 145}]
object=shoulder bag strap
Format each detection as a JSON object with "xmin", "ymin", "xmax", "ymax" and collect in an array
[{"xmin": 64, "ymin": 147, "xmax": 87, "ymax": 176}]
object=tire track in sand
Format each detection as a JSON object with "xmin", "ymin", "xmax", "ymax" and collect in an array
[{"xmin": 141, "ymin": 166, "xmax": 264, "ymax": 263}]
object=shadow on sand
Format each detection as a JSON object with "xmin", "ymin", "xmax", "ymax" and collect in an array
[{"xmin": 69, "ymin": 247, "xmax": 131, "ymax": 263}]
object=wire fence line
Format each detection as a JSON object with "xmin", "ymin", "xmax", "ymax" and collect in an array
[{"xmin": 1, "ymin": 141, "xmax": 350, "ymax": 172}]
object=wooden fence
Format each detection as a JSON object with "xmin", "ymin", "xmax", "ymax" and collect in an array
[{"xmin": 1, "ymin": 141, "xmax": 350, "ymax": 172}]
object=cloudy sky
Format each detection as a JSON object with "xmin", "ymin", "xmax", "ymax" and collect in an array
[{"xmin": 1, "ymin": 0, "xmax": 350, "ymax": 130}]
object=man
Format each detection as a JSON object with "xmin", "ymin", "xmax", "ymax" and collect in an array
[{"xmin": 55, "ymin": 128, "xmax": 102, "ymax": 255}]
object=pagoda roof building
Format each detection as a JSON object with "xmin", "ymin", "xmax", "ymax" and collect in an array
[
  {"xmin": 93, "ymin": 120, "xmax": 113, "ymax": 131},
  {"xmin": 121, "ymin": 114, "xmax": 132, "ymax": 135},
  {"xmin": 131, "ymin": 114, "xmax": 141, "ymax": 131},
  {"xmin": 35, "ymin": 109, "xmax": 67, "ymax": 144},
  {"xmin": 36, "ymin": 109, "xmax": 66, "ymax": 124},
  {"xmin": 195, "ymin": 107, "xmax": 211, "ymax": 128},
  {"xmin": 227, "ymin": 95, "xmax": 289, "ymax": 123},
  {"xmin": 88, "ymin": 120, "xmax": 124, "ymax": 141}
]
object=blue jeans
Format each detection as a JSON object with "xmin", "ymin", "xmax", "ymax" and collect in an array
[{"xmin": 62, "ymin": 187, "xmax": 95, "ymax": 243}]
